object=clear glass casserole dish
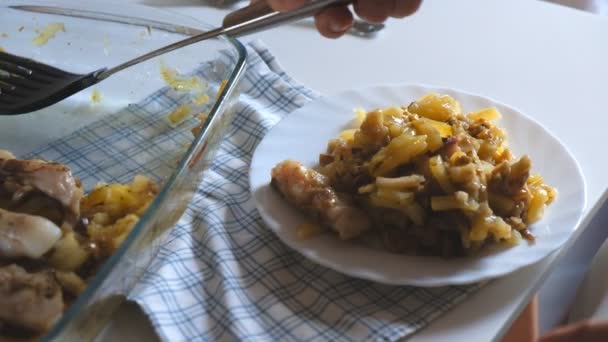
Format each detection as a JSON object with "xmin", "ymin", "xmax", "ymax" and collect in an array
[{"xmin": 0, "ymin": 1, "xmax": 246, "ymax": 340}]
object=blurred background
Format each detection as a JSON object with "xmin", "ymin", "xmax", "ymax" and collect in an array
[{"xmin": 545, "ymin": 0, "xmax": 608, "ymax": 14}]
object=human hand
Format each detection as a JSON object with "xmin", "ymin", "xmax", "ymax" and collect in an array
[
  {"xmin": 539, "ymin": 320, "xmax": 608, "ymax": 342},
  {"xmin": 265, "ymin": 0, "xmax": 422, "ymax": 38}
]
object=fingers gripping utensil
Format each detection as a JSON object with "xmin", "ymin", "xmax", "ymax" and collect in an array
[{"xmin": 0, "ymin": 0, "xmax": 352, "ymax": 115}]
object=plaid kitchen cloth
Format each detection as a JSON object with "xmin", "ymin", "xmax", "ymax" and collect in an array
[{"xmin": 27, "ymin": 40, "xmax": 484, "ymax": 341}]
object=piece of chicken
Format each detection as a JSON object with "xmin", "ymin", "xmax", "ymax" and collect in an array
[
  {"xmin": 271, "ymin": 160, "xmax": 371, "ymax": 240},
  {"xmin": 0, "ymin": 208, "xmax": 62, "ymax": 260},
  {"xmin": 0, "ymin": 150, "xmax": 15, "ymax": 160},
  {"xmin": 0, "ymin": 264, "xmax": 64, "ymax": 335},
  {"xmin": 0, "ymin": 157, "xmax": 83, "ymax": 228}
]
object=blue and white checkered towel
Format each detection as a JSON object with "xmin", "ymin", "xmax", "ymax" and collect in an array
[
  {"xmin": 126, "ymin": 41, "xmax": 483, "ymax": 341},
  {"xmin": 26, "ymin": 40, "xmax": 483, "ymax": 341}
]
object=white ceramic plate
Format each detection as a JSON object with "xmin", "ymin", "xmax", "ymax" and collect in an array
[{"xmin": 249, "ymin": 84, "xmax": 586, "ymax": 286}]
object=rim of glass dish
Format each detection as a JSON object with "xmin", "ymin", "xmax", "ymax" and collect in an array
[{"xmin": 1, "ymin": 1, "xmax": 247, "ymax": 339}]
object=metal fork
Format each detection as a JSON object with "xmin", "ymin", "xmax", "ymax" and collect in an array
[{"xmin": 0, "ymin": 0, "xmax": 352, "ymax": 115}]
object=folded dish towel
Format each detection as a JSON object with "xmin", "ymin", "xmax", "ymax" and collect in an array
[{"xmin": 123, "ymin": 41, "xmax": 484, "ymax": 341}]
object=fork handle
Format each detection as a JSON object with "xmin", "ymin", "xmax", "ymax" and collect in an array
[
  {"xmin": 223, "ymin": 1, "xmax": 277, "ymax": 28},
  {"xmin": 222, "ymin": 0, "xmax": 353, "ymax": 37}
]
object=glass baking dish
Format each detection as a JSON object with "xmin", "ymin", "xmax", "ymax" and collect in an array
[{"xmin": 0, "ymin": 1, "xmax": 246, "ymax": 340}]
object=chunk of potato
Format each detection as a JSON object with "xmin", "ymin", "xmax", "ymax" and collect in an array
[
  {"xmin": 422, "ymin": 118, "xmax": 453, "ymax": 137},
  {"xmin": 408, "ymin": 93, "xmax": 461, "ymax": 121},
  {"xmin": 468, "ymin": 107, "xmax": 502, "ymax": 121},
  {"xmin": 369, "ymin": 189, "xmax": 414, "ymax": 209},
  {"xmin": 339, "ymin": 129, "xmax": 357, "ymax": 142},
  {"xmin": 48, "ymin": 232, "xmax": 90, "ymax": 271},
  {"xmin": 526, "ymin": 188, "xmax": 549, "ymax": 224},
  {"xmin": 429, "ymin": 155, "xmax": 456, "ymax": 194},
  {"xmin": 412, "ymin": 119, "xmax": 443, "ymax": 152},
  {"xmin": 369, "ymin": 134, "xmax": 428, "ymax": 176}
]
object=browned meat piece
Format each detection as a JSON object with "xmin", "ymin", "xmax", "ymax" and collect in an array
[
  {"xmin": 318, "ymin": 153, "xmax": 334, "ymax": 167},
  {"xmin": 488, "ymin": 156, "xmax": 531, "ymax": 196},
  {"xmin": 0, "ymin": 264, "xmax": 64, "ymax": 335},
  {"xmin": 318, "ymin": 139, "xmax": 372, "ymax": 193},
  {"xmin": 271, "ymin": 160, "xmax": 371, "ymax": 240},
  {"xmin": 467, "ymin": 119, "xmax": 493, "ymax": 138},
  {"xmin": 0, "ymin": 158, "xmax": 83, "ymax": 228},
  {"xmin": 437, "ymin": 136, "xmax": 459, "ymax": 160}
]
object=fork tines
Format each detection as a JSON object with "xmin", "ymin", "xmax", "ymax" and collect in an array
[{"xmin": 0, "ymin": 51, "xmax": 79, "ymax": 114}]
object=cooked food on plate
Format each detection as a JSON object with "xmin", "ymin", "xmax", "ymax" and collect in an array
[
  {"xmin": 0, "ymin": 150, "xmax": 157, "ymax": 339},
  {"xmin": 271, "ymin": 93, "xmax": 556, "ymax": 257}
]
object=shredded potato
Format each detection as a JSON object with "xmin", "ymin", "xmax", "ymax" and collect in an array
[{"xmin": 274, "ymin": 93, "xmax": 557, "ymax": 257}]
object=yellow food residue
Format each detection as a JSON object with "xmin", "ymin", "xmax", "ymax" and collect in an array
[
  {"xmin": 160, "ymin": 62, "xmax": 206, "ymax": 92},
  {"xmin": 196, "ymin": 112, "xmax": 209, "ymax": 122},
  {"xmin": 167, "ymin": 104, "xmax": 192, "ymax": 126},
  {"xmin": 215, "ymin": 80, "xmax": 228, "ymax": 100},
  {"xmin": 193, "ymin": 94, "xmax": 210, "ymax": 105},
  {"xmin": 102, "ymin": 35, "xmax": 111, "ymax": 56},
  {"xmin": 33, "ymin": 23, "xmax": 65, "ymax": 46},
  {"xmin": 91, "ymin": 89, "xmax": 102, "ymax": 103},
  {"xmin": 296, "ymin": 223, "xmax": 324, "ymax": 240},
  {"xmin": 1, "ymin": 33, "xmax": 7, "ymax": 38}
]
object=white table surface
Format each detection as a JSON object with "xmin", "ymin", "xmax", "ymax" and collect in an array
[{"xmin": 96, "ymin": 0, "xmax": 608, "ymax": 341}]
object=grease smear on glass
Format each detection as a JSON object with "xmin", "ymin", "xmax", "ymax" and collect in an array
[{"xmin": 33, "ymin": 23, "xmax": 65, "ymax": 46}]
